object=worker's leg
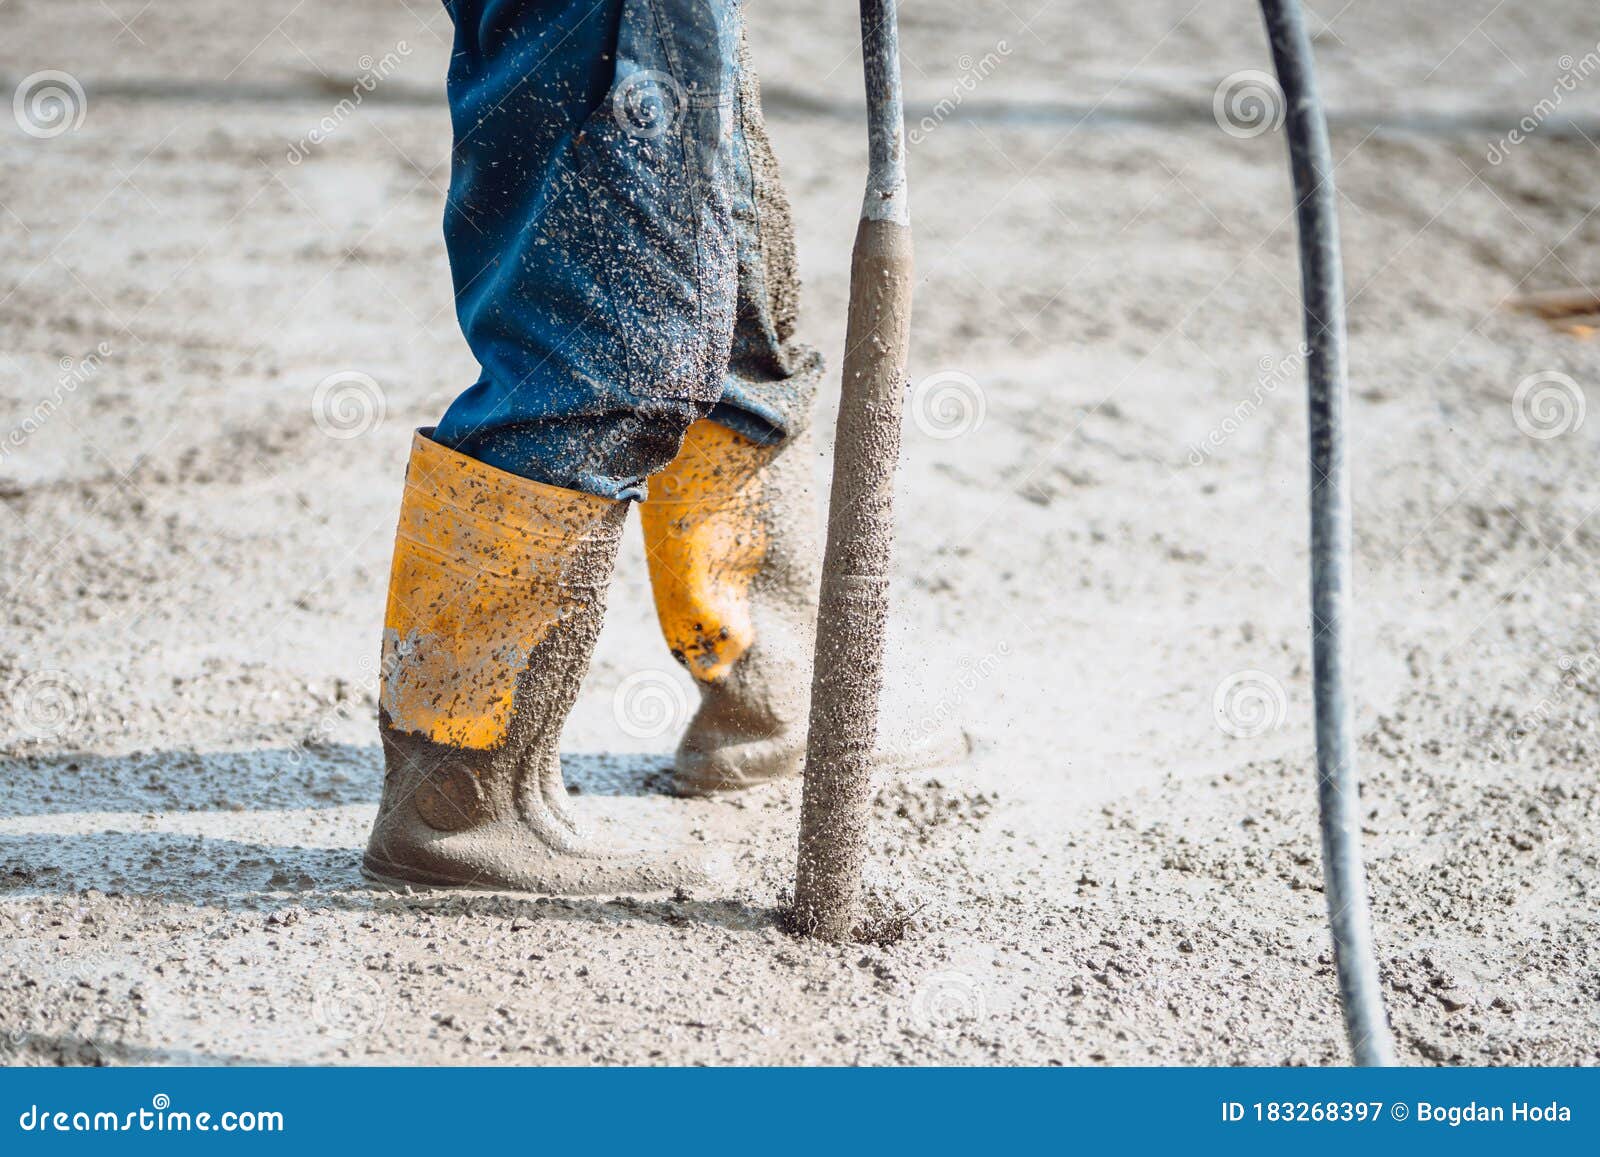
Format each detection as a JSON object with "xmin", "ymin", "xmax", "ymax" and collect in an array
[
  {"xmin": 431, "ymin": 0, "xmax": 743, "ymax": 500},
  {"xmin": 365, "ymin": 0, "xmax": 753, "ymax": 892},
  {"xmin": 640, "ymin": 34, "xmax": 825, "ymax": 794}
]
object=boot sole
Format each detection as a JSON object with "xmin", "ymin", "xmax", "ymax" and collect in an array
[
  {"xmin": 673, "ymin": 763, "xmax": 798, "ymax": 797},
  {"xmin": 359, "ymin": 854, "xmax": 691, "ymax": 901},
  {"xmin": 675, "ymin": 727, "xmax": 974, "ymax": 796}
]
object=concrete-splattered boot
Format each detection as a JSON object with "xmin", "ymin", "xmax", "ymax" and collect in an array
[
  {"xmin": 363, "ymin": 431, "xmax": 707, "ymax": 894},
  {"xmin": 640, "ymin": 418, "xmax": 821, "ymax": 795}
]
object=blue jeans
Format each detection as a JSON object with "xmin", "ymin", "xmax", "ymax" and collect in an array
[{"xmin": 431, "ymin": 0, "xmax": 821, "ymax": 500}]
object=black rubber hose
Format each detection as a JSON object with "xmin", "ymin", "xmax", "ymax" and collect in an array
[{"xmin": 1256, "ymin": 0, "xmax": 1397, "ymax": 1066}]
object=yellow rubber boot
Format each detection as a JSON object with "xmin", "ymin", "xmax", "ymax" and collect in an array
[
  {"xmin": 363, "ymin": 431, "xmax": 708, "ymax": 894},
  {"xmin": 640, "ymin": 418, "xmax": 821, "ymax": 794}
]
